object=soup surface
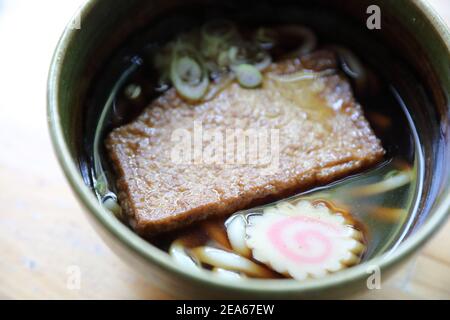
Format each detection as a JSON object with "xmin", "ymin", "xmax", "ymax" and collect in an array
[{"xmin": 80, "ymin": 4, "xmax": 424, "ymax": 281}]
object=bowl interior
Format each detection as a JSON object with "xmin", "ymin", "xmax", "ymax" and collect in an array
[{"xmin": 48, "ymin": 0, "xmax": 450, "ymax": 298}]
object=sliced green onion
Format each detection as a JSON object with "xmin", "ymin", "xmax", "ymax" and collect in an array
[
  {"xmin": 228, "ymin": 46, "xmax": 249, "ymax": 66},
  {"xmin": 124, "ymin": 83, "xmax": 142, "ymax": 100},
  {"xmin": 176, "ymin": 56, "xmax": 203, "ymax": 85},
  {"xmin": 234, "ymin": 64, "xmax": 263, "ymax": 88},
  {"xmin": 170, "ymin": 45, "xmax": 209, "ymax": 101},
  {"xmin": 218, "ymin": 45, "xmax": 271, "ymax": 71},
  {"xmin": 228, "ymin": 45, "xmax": 271, "ymax": 72}
]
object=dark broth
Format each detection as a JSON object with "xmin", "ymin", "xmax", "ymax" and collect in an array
[{"xmin": 80, "ymin": 4, "xmax": 425, "ymax": 278}]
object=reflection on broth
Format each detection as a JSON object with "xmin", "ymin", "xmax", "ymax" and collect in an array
[{"xmin": 81, "ymin": 6, "xmax": 423, "ymax": 282}]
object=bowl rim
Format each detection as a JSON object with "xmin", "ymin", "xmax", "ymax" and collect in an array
[{"xmin": 47, "ymin": 0, "xmax": 450, "ymax": 295}]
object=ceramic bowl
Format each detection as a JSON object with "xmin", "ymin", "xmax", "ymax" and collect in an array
[{"xmin": 48, "ymin": 0, "xmax": 450, "ymax": 298}]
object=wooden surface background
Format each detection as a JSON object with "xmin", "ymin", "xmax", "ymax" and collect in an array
[{"xmin": 0, "ymin": 0, "xmax": 448, "ymax": 300}]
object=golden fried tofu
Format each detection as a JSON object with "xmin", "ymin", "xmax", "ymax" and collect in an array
[{"xmin": 105, "ymin": 51, "xmax": 384, "ymax": 236}]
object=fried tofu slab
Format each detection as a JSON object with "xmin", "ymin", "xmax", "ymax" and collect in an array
[{"xmin": 105, "ymin": 50, "xmax": 385, "ymax": 236}]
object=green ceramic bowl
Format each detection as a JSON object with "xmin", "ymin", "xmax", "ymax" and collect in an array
[{"xmin": 48, "ymin": 0, "xmax": 450, "ymax": 299}]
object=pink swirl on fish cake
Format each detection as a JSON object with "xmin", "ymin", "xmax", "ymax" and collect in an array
[{"xmin": 267, "ymin": 215, "xmax": 342, "ymax": 264}]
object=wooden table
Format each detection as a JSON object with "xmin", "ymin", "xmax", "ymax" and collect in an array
[{"xmin": 0, "ymin": 0, "xmax": 448, "ymax": 300}]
